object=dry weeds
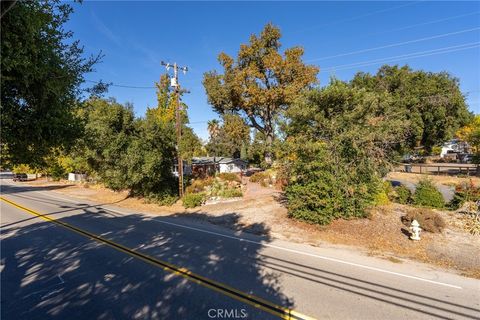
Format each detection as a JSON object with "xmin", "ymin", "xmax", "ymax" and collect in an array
[{"xmin": 387, "ymin": 172, "xmax": 480, "ymax": 186}]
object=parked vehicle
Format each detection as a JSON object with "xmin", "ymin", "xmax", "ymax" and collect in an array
[
  {"xmin": 459, "ymin": 154, "xmax": 473, "ymax": 163},
  {"xmin": 13, "ymin": 173, "xmax": 28, "ymax": 182}
]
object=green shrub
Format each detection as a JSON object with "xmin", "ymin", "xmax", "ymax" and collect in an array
[
  {"xmin": 209, "ymin": 179, "xmax": 225, "ymax": 197},
  {"xmin": 431, "ymin": 146, "xmax": 442, "ymax": 156},
  {"xmin": 49, "ymin": 162, "xmax": 66, "ymax": 181},
  {"xmin": 286, "ymin": 168, "xmax": 375, "ymax": 225},
  {"xmin": 383, "ymin": 180, "xmax": 394, "ymax": 196},
  {"xmin": 372, "ymin": 181, "xmax": 392, "ymax": 206},
  {"xmin": 372, "ymin": 191, "xmax": 389, "ymax": 206},
  {"xmin": 182, "ymin": 192, "xmax": 206, "ymax": 208},
  {"xmin": 145, "ymin": 193, "xmax": 178, "ymax": 206},
  {"xmin": 413, "ymin": 178, "xmax": 445, "ymax": 208},
  {"xmin": 217, "ymin": 172, "xmax": 240, "ymax": 183},
  {"xmin": 449, "ymin": 180, "xmax": 480, "ymax": 210},
  {"xmin": 395, "ymin": 185, "xmax": 412, "ymax": 204},
  {"xmin": 219, "ymin": 188, "xmax": 243, "ymax": 198},
  {"xmin": 401, "ymin": 208, "xmax": 446, "ymax": 233},
  {"xmin": 12, "ymin": 164, "xmax": 35, "ymax": 174}
]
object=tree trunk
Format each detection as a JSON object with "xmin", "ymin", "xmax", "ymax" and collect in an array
[{"xmin": 264, "ymin": 132, "xmax": 273, "ymax": 166}]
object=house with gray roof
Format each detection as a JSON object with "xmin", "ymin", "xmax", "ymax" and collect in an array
[{"xmin": 191, "ymin": 157, "xmax": 247, "ymax": 176}]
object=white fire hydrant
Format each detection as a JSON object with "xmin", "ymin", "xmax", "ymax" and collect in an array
[{"xmin": 410, "ymin": 220, "xmax": 422, "ymax": 241}]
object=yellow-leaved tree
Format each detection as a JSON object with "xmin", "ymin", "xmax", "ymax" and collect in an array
[
  {"xmin": 457, "ymin": 115, "xmax": 480, "ymax": 163},
  {"xmin": 145, "ymin": 74, "xmax": 205, "ymax": 161},
  {"xmin": 147, "ymin": 74, "xmax": 177, "ymax": 123},
  {"xmin": 203, "ymin": 23, "xmax": 319, "ymax": 165}
]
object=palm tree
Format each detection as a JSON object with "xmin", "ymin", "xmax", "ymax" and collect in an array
[
  {"xmin": 207, "ymin": 119, "xmax": 220, "ymax": 139},
  {"xmin": 207, "ymin": 119, "xmax": 221, "ymax": 157}
]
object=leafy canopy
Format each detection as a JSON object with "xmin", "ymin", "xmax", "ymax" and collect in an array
[
  {"xmin": 203, "ymin": 23, "xmax": 318, "ymax": 164},
  {"xmin": 77, "ymin": 97, "xmax": 178, "ymax": 202},
  {"xmin": 79, "ymin": 98, "xmax": 137, "ymax": 190},
  {"xmin": 1, "ymin": 0, "xmax": 102, "ymax": 166},
  {"xmin": 283, "ymin": 80, "xmax": 409, "ymax": 224},
  {"xmin": 206, "ymin": 114, "xmax": 250, "ymax": 158},
  {"xmin": 351, "ymin": 65, "xmax": 472, "ymax": 152},
  {"xmin": 146, "ymin": 74, "xmax": 204, "ymax": 161}
]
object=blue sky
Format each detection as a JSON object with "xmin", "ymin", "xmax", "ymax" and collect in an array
[{"xmin": 67, "ymin": 1, "xmax": 480, "ymax": 140}]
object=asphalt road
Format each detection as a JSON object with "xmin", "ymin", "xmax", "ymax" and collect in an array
[
  {"xmin": 1, "ymin": 176, "xmax": 480, "ymax": 320},
  {"xmin": 388, "ymin": 178, "xmax": 455, "ymax": 203}
]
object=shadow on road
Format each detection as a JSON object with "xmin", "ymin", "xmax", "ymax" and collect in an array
[
  {"xmin": 2, "ymin": 183, "xmax": 479, "ymax": 320},
  {"xmin": 0, "ymin": 202, "xmax": 291, "ymax": 319}
]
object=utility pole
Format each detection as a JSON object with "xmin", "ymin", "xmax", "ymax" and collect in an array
[{"xmin": 161, "ymin": 61, "xmax": 188, "ymax": 197}]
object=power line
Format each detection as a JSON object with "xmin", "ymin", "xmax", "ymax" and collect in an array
[
  {"xmin": 182, "ymin": 91, "xmax": 480, "ymax": 120},
  {"xmin": 85, "ymin": 79, "xmax": 156, "ymax": 89},
  {"xmin": 365, "ymin": 11, "xmax": 480, "ymax": 38},
  {"xmin": 323, "ymin": 42, "xmax": 480, "ymax": 71},
  {"xmin": 292, "ymin": 1, "xmax": 422, "ymax": 34},
  {"xmin": 308, "ymin": 27, "xmax": 480, "ymax": 62},
  {"xmin": 82, "ymin": 84, "xmax": 479, "ymax": 104},
  {"xmin": 189, "ymin": 120, "xmax": 210, "ymax": 124},
  {"xmin": 322, "ymin": 42, "xmax": 480, "ymax": 72},
  {"xmin": 301, "ymin": 11, "xmax": 480, "ymax": 59}
]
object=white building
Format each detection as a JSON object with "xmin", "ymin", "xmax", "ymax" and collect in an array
[
  {"xmin": 217, "ymin": 158, "xmax": 248, "ymax": 173},
  {"xmin": 191, "ymin": 157, "xmax": 248, "ymax": 175},
  {"xmin": 67, "ymin": 173, "xmax": 87, "ymax": 181},
  {"xmin": 172, "ymin": 161, "xmax": 192, "ymax": 177}
]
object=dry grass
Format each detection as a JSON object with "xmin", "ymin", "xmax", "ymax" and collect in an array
[{"xmin": 387, "ymin": 172, "xmax": 480, "ymax": 186}]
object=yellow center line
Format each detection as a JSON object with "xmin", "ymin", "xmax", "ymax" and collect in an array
[{"xmin": 0, "ymin": 196, "xmax": 316, "ymax": 320}]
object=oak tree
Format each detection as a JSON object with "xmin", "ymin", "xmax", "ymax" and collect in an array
[
  {"xmin": 1, "ymin": 0, "xmax": 102, "ymax": 166},
  {"xmin": 351, "ymin": 65, "xmax": 472, "ymax": 152},
  {"xmin": 203, "ymin": 23, "xmax": 318, "ymax": 165}
]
